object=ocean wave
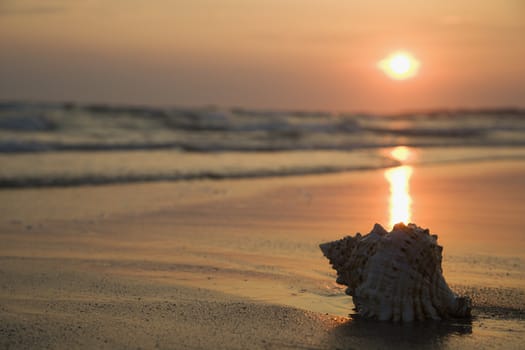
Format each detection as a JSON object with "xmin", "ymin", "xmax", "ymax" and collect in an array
[
  {"xmin": 1, "ymin": 102, "xmax": 525, "ymax": 154},
  {"xmin": 362, "ymin": 126, "xmax": 487, "ymax": 138},
  {"xmin": 0, "ymin": 149, "xmax": 397, "ymax": 188},
  {"xmin": 1, "ymin": 101, "xmax": 525, "ymax": 188},
  {"xmin": 1, "ymin": 147, "xmax": 525, "ymax": 188}
]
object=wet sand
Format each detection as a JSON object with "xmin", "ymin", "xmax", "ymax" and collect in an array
[{"xmin": 1, "ymin": 160, "xmax": 524, "ymax": 349}]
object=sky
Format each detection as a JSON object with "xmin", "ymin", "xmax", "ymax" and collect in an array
[{"xmin": 1, "ymin": 0, "xmax": 524, "ymax": 113}]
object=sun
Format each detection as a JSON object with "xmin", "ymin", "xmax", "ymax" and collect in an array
[{"xmin": 378, "ymin": 51, "xmax": 420, "ymax": 80}]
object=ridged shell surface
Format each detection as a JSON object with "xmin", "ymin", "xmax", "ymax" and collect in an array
[{"xmin": 320, "ymin": 223, "xmax": 471, "ymax": 322}]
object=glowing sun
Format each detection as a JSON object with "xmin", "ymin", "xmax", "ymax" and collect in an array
[{"xmin": 378, "ymin": 51, "xmax": 420, "ymax": 80}]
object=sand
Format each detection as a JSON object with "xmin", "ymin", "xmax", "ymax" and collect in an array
[
  {"xmin": 0, "ymin": 256, "xmax": 348, "ymax": 349},
  {"xmin": 1, "ymin": 160, "xmax": 524, "ymax": 349}
]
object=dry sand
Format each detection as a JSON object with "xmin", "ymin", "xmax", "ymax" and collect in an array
[{"xmin": 1, "ymin": 160, "xmax": 524, "ymax": 349}]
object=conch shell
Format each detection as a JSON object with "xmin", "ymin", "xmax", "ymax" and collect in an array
[{"xmin": 320, "ymin": 223, "xmax": 471, "ymax": 322}]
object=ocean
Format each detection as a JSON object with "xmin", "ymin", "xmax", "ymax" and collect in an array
[
  {"xmin": 1, "ymin": 101, "xmax": 525, "ymax": 187},
  {"xmin": 1, "ymin": 101, "xmax": 525, "ymax": 348}
]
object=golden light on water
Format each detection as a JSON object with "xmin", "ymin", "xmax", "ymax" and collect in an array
[
  {"xmin": 390, "ymin": 146, "xmax": 412, "ymax": 162},
  {"xmin": 378, "ymin": 51, "xmax": 420, "ymax": 80},
  {"xmin": 385, "ymin": 146, "xmax": 415, "ymax": 228},
  {"xmin": 385, "ymin": 165, "xmax": 413, "ymax": 228}
]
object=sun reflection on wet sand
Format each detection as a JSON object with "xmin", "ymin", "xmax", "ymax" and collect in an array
[
  {"xmin": 385, "ymin": 146, "xmax": 414, "ymax": 228},
  {"xmin": 385, "ymin": 165, "xmax": 413, "ymax": 228}
]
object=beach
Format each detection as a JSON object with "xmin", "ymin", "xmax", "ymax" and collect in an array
[
  {"xmin": 1, "ymin": 159, "xmax": 524, "ymax": 349},
  {"xmin": 2, "ymin": 0, "xmax": 525, "ymax": 347}
]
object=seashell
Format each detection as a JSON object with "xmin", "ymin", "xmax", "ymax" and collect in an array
[{"xmin": 320, "ymin": 223, "xmax": 471, "ymax": 322}]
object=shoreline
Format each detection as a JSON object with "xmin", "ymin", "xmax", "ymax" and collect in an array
[
  {"xmin": 1, "ymin": 160, "xmax": 524, "ymax": 349},
  {"xmin": 1, "ymin": 146, "xmax": 525, "ymax": 189}
]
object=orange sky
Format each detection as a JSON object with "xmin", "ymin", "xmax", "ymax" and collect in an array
[{"xmin": 1, "ymin": 0, "xmax": 524, "ymax": 112}]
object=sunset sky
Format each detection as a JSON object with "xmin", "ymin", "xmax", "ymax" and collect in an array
[{"xmin": 1, "ymin": 0, "xmax": 524, "ymax": 113}]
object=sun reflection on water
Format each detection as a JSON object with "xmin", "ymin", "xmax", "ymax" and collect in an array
[
  {"xmin": 385, "ymin": 146, "xmax": 414, "ymax": 229},
  {"xmin": 385, "ymin": 165, "xmax": 413, "ymax": 228}
]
